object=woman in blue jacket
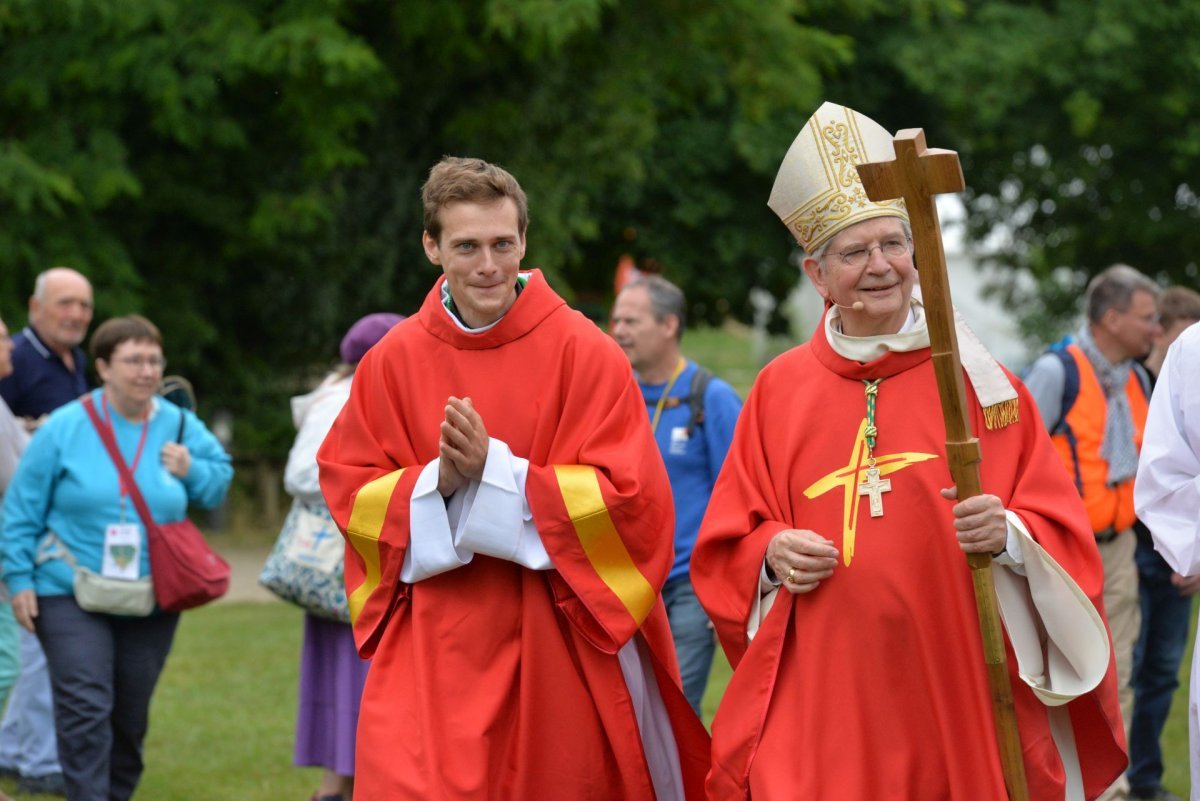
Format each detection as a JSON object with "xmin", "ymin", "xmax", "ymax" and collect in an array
[{"xmin": 1, "ymin": 314, "xmax": 232, "ymax": 801}]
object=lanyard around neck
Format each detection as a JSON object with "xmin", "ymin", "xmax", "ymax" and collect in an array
[
  {"xmin": 649, "ymin": 358, "xmax": 687, "ymax": 434},
  {"xmin": 100, "ymin": 395, "xmax": 151, "ymax": 500}
]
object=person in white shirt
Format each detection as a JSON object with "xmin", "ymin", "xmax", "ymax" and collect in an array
[{"xmin": 1134, "ymin": 320, "xmax": 1200, "ymax": 798}]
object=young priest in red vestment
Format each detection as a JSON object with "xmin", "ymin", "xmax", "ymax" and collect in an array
[
  {"xmin": 317, "ymin": 156, "xmax": 709, "ymax": 800},
  {"xmin": 691, "ymin": 103, "xmax": 1126, "ymax": 801}
]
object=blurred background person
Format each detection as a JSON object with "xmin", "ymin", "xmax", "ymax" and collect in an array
[
  {"xmin": 0, "ymin": 314, "xmax": 28, "ymax": 728},
  {"xmin": 1, "ymin": 314, "xmax": 232, "ymax": 801},
  {"xmin": 1025, "ymin": 264, "xmax": 1161, "ymax": 801},
  {"xmin": 0, "ymin": 268, "xmax": 92, "ymax": 431},
  {"xmin": 1127, "ymin": 286, "xmax": 1200, "ymax": 801},
  {"xmin": 0, "ymin": 267, "xmax": 93, "ymax": 797},
  {"xmin": 610, "ymin": 276, "xmax": 741, "ymax": 714},
  {"xmin": 1134, "ymin": 319, "xmax": 1200, "ymax": 801},
  {"xmin": 284, "ymin": 312, "xmax": 403, "ymax": 801}
]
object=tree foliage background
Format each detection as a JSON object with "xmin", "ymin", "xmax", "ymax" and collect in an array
[
  {"xmin": 893, "ymin": 0, "xmax": 1200, "ymax": 342},
  {"xmin": 3, "ymin": 0, "xmax": 1197, "ymax": 460}
]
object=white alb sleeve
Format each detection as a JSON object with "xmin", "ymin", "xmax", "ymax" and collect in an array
[
  {"xmin": 401, "ymin": 439, "xmax": 550, "ymax": 584},
  {"xmin": 401, "ymin": 461, "xmax": 474, "ymax": 583},
  {"xmin": 456, "ymin": 438, "xmax": 550, "ymax": 570}
]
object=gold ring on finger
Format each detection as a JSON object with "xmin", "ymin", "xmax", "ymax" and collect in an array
[{"xmin": 786, "ymin": 566, "xmax": 797, "ymax": 584}]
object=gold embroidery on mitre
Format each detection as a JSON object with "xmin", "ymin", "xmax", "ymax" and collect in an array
[{"xmin": 776, "ymin": 105, "xmax": 908, "ymax": 254}]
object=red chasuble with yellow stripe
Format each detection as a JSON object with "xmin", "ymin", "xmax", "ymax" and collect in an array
[
  {"xmin": 692, "ymin": 318, "xmax": 1125, "ymax": 801},
  {"xmin": 317, "ymin": 270, "xmax": 709, "ymax": 800}
]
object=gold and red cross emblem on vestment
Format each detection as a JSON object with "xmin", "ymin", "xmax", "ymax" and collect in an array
[{"xmin": 802, "ymin": 420, "xmax": 938, "ymax": 566}]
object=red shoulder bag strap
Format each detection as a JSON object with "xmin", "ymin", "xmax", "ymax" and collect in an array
[{"xmin": 81, "ymin": 395, "xmax": 160, "ymax": 536}]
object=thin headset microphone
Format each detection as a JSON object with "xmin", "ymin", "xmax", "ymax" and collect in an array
[{"xmin": 830, "ymin": 299, "xmax": 865, "ymax": 312}]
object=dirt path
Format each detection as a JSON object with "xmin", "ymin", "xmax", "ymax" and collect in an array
[{"xmin": 213, "ymin": 543, "xmax": 278, "ymax": 603}]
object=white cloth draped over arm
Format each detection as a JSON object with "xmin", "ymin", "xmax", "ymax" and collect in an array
[
  {"xmin": 991, "ymin": 511, "xmax": 1110, "ymax": 705},
  {"xmin": 401, "ymin": 437, "xmax": 550, "ymax": 583},
  {"xmin": 1135, "ymin": 328, "xmax": 1200, "ymax": 576}
]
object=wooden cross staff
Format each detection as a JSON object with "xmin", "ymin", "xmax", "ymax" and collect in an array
[{"xmin": 857, "ymin": 130, "xmax": 1029, "ymax": 801}]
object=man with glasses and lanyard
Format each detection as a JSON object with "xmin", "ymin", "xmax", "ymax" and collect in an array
[{"xmin": 610, "ymin": 275, "xmax": 742, "ymax": 715}]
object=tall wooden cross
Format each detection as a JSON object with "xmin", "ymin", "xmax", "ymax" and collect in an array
[{"xmin": 857, "ymin": 130, "xmax": 1030, "ymax": 801}]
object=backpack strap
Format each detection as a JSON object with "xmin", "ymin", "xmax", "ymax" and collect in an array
[
  {"xmin": 685, "ymin": 366, "xmax": 714, "ymax": 436},
  {"xmin": 1131, "ymin": 361, "xmax": 1151, "ymax": 400},
  {"xmin": 1049, "ymin": 349, "xmax": 1084, "ymax": 495}
]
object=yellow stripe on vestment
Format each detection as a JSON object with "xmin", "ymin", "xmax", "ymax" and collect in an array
[
  {"xmin": 554, "ymin": 465, "xmax": 656, "ymax": 625},
  {"xmin": 345, "ymin": 468, "xmax": 406, "ymax": 623}
]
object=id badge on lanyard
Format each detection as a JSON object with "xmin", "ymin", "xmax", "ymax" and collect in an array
[
  {"xmin": 102, "ymin": 523, "xmax": 141, "ymax": 579},
  {"xmin": 100, "ymin": 395, "xmax": 149, "ymax": 580}
]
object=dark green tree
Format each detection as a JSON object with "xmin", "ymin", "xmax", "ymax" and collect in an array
[
  {"xmin": 2, "ymin": 0, "xmax": 958, "ymax": 461},
  {"xmin": 0, "ymin": 0, "xmax": 387, "ymax": 454},
  {"xmin": 326, "ymin": 0, "xmax": 950, "ymax": 329},
  {"xmin": 891, "ymin": 1, "xmax": 1200, "ymax": 344}
]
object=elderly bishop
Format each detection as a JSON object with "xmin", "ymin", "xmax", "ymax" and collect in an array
[{"xmin": 692, "ymin": 102, "xmax": 1126, "ymax": 801}]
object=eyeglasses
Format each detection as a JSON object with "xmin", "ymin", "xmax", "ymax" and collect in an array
[
  {"xmin": 114, "ymin": 356, "xmax": 166, "ymax": 370},
  {"xmin": 828, "ymin": 237, "xmax": 913, "ymax": 269}
]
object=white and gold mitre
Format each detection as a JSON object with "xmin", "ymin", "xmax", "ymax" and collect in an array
[{"xmin": 769, "ymin": 102, "xmax": 909, "ymax": 254}]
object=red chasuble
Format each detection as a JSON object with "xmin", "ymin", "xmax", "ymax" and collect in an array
[
  {"xmin": 692, "ymin": 317, "xmax": 1125, "ymax": 801},
  {"xmin": 317, "ymin": 271, "xmax": 709, "ymax": 800}
]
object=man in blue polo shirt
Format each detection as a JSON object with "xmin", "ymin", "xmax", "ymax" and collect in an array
[
  {"xmin": 0, "ymin": 267, "xmax": 92, "ymax": 429},
  {"xmin": 0, "ymin": 266, "xmax": 92, "ymax": 796},
  {"xmin": 610, "ymin": 275, "xmax": 742, "ymax": 715}
]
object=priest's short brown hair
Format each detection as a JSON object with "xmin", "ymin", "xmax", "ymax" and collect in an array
[{"xmin": 422, "ymin": 156, "xmax": 529, "ymax": 242}]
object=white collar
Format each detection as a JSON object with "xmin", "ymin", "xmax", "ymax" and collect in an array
[
  {"xmin": 825, "ymin": 303, "xmax": 929, "ymax": 362},
  {"xmin": 822, "ymin": 290, "xmax": 1020, "ymax": 419}
]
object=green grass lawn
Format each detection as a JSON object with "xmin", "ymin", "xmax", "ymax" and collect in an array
[
  {"xmin": 0, "ymin": 602, "xmax": 321, "ymax": 801},
  {"xmin": 3, "ymin": 597, "xmax": 1191, "ymax": 799},
  {"xmin": 135, "ymin": 602, "xmax": 320, "ymax": 801}
]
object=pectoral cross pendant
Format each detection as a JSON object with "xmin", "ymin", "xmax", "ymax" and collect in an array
[{"xmin": 857, "ymin": 467, "xmax": 891, "ymax": 518}]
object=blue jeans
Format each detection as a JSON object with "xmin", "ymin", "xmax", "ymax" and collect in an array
[
  {"xmin": 1128, "ymin": 533, "xmax": 1192, "ymax": 795},
  {"xmin": 662, "ymin": 575, "xmax": 715, "ymax": 716},
  {"xmin": 36, "ymin": 596, "xmax": 179, "ymax": 801},
  {"xmin": 0, "ymin": 626, "xmax": 61, "ymax": 778}
]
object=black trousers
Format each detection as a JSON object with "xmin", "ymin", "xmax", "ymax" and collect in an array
[{"xmin": 35, "ymin": 596, "xmax": 178, "ymax": 801}]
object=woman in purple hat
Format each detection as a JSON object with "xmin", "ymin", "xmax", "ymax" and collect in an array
[{"xmin": 282, "ymin": 313, "xmax": 404, "ymax": 801}]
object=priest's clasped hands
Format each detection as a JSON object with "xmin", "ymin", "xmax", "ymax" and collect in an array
[{"xmin": 437, "ymin": 396, "xmax": 489, "ymax": 497}]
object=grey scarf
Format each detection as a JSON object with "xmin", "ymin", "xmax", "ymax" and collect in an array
[{"xmin": 1076, "ymin": 326, "xmax": 1140, "ymax": 485}]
